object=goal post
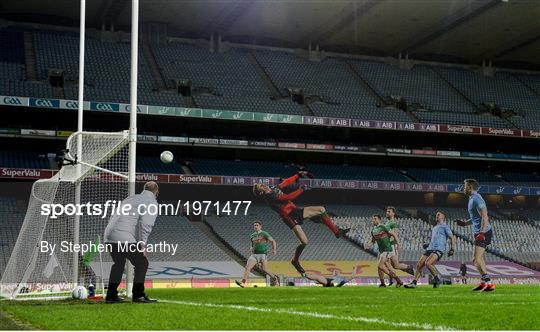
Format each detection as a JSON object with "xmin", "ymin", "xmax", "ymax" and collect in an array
[
  {"xmin": 0, "ymin": 131, "xmax": 129, "ymax": 300},
  {"xmin": 125, "ymin": 0, "xmax": 140, "ymax": 298}
]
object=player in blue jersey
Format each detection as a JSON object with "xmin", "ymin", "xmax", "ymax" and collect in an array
[
  {"xmin": 405, "ymin": 211, "xmax": 456, "ymax": 288},
  {"xmin": 454, "ymin": 179, "xmax": 495, "ymax": 291}
]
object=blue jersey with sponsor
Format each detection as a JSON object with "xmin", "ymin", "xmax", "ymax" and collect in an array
[
  {"xmin": 427, "ymin": 222, "xmax": 452, "ymax": 252},
  {"xmin": 468, "ymin": 191, "xmax": 492, "ymax": 234}
]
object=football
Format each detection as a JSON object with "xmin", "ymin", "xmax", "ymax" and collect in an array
[
  {"xmin": 160, "ymin": 151, "xmax": 174, "ymax": 164},
  {"xmin": 71, "ymin": 286, "xmax": 88, "ymax": 299}
]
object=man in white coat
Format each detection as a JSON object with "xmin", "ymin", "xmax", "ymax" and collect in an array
[{"xmin": 104, "ymin": 181, "xmax": 159, "ymax": 303}]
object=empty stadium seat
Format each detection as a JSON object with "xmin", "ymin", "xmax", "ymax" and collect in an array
[
  {"xmin": 153, "ymin": 43, "xmax": 302, "ymax": 114},
  {"xmin": 2, "ymin": 27, "xmax": 539, "ymax": 131},
  {"xmin": 0, "ymin": 150, "xmax": 50, "ymax": 169}
]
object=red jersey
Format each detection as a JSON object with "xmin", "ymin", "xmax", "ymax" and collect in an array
[{"xmin": 262, "ymin": 174, "xmax": 304, "ymax": 219}]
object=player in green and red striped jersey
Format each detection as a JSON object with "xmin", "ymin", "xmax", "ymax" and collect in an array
[
  {"xmin": 236, "ymin": 220, "xmax": 279, "ymax": 288},
  {"xmin": 382, "ymin": 207, "xmax": 414, "ymax": 286},
  {"xmin": 364, "ymin": 214, "xmax": 403, "ymax": 287}
]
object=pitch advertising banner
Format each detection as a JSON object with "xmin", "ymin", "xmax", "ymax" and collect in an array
[
  {"xmin": 91, "ymin": 261, "xmax": 249, "ymax": 280},
  {"xmin": 267, "ymin": 261, "xmax": 540, "ymax": 278},
  {"xmin": 267, "ymin": 261, "xmax": 412, "ymax": 278},
  {"xmin": 429, "ymin": 261, "xmax": 540, "ymax": 277}
]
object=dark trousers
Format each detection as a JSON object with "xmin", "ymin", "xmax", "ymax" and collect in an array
[{"xmin": 106, "ymin": 242, "xmax": 149, "ymax": 299}]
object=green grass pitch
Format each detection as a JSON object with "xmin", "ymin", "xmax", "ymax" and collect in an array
[{"xmin": 1, "ymin": 285, "xmax": 539, "ymax": 330}]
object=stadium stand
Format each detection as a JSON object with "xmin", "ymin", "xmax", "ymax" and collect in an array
[
  {"xmin": 0, "ymin": 150, "xmax": 50, "ymax": 169},
  {"xmin": 146, "ymin": 216, "xmax": 233, "ymax": 261},
  {"xmin": 0, "ymin": 151, "xmax": 534, "ymax": 186},
  {"xmin": 33, "ymin": 30, "xmax": 161, "ymax": 106},
  {"xmin": 488, "ymin": 219, "xmax": 540, "ymax": 263},
  {"xmin": 152, "ymin": 43, "xmax": 302, "ymax": 114},
  {"xmin": 0, "ymin": 197, "xmax": 26, "ymax": 276},
  {"xmin": 0, "ymin": 27, "xmax": 53, "ymax": 98},
  {"xmin": 525, "ymin": 209, "xmax": 540, "ymax": 223},
  {"xmin": 252, "ymin": 50, "xmax": 410, "ymax": 121},
  {"xmin": 189, "ymin": 159, "xmax": 291, "ymax": 178},
  {"xmin": 348, "ymin": 60, "xmax": 477, "ymax": 114},
  {"xmin": 1, "ymin": 194, "xmax": 537, "ymax": 277},
  {"xmin": 329, "ymin": 204, "xmax": 384, "ymax": 217},
  {"xmin": 501, "ymin": 172, "xmax": 540, "ymax": 186},
  {"xmin": 516, "ymin": 73, "xmax": 540, "ymax": 95},
  {"xmin": 404, "ymin": 168, "xmax": 503, "ymax": 184},
  {"xmin": 306, "ymin": 163, "xmax": 409, "ymax": 182},
  {"xmin": 434, "ymin": 67, "xmax": 540, "ymax": 130},
  {"xmin": 330, "ymin": 205, "xmax": 505, "ymax": 262},
  {"xmin": 189, "ymin": 159, "xmax": 410, "ymax": 182},
  {"xmin": 205, "ymin": 205, "xmax": 372, "ymax": 260},
  {"xmin": 136, "ymin": 156, "xmax": 183, "ymax": 174},
  {"xmin": 0, "ymin": 213, "xmax": 234, "ymax": 275},
  {"xmin": 412, "ymin": 110, "xmax": 511, "ymax": 128},
  {"xmin": 418, "ymin": 207, "xmax": 540, "ymax": 263},
  {"xmin": 333, "ymin": 216, "xmax": 502, "ymax": 262},
  {"xmin": 2, "ymin": 27, "xmax": 540, "ymax": 132}
]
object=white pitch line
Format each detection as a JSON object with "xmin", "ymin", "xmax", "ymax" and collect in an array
[
  {"xmin": 160, "ymin": 299, "xmax": 455, "ymax": 330},
  {"xmin": 398, "ymin": 293, "xmax": 540, "ymax": 299},
  {"xmin": 327, "ymin": 301, "xmax": 540, "ymax": 309}
]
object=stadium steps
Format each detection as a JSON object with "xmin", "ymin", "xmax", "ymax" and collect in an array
[
  {"xmin": 512, "ymin": 73, "xmax": 540, "ymax": 99},
  {"xmin": 185, "ymin": 95, "xmax": 198, "ymax": 108},
  {"xmin": 399, "ymin": 170, "xmax": 419, "ymax": 183},
  {"xmin": 142, "ymin": 43, "xmax": 167, "ymax": 90},
  {"xmin": 52, "ymin": 86, "xmax": 64, "ymax": 99},
  {"xmin": 247, "ymin": 52, "xmax": 284, "ymax": 99},
  {"xmin": 341, "ymin": 231, "xmax": 378, "ymax": 258},
  {"xmin": 431, "ymin": 67, "xmax": 481, "ymax": 112},
  {"xmin": 499, "ymin": 116, "xmax": 520, "ymax": 130},
  {"xmin": 405, "ymin": 110, "xmax": 421, "ymax": 122},
  {"xmin": 181, "ymin": 164, "xmax": 193, "ymax": 175},
  {"xmin": 195, "ymin": 217, "xmax": 262, "ymax": 274},
  {"xmin": 301, "ymin": 103, "xmax": 314, "ymax": 116},
  {"xmin": 23, "ymin": 31, "xmax": 37, "ymax": 81},
  {"xmin": 345, "ymin": 62, "xmax": 386, "ymax": 106}
]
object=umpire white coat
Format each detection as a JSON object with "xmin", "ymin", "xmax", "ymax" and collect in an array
[{"xmin": 104, "ymin": 190, "xmax": 158, "ymax": 244}]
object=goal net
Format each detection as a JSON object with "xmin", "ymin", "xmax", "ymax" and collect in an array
[{"xmin": 0, "ymin": 131, "xmax": 130, "ymax": 299}]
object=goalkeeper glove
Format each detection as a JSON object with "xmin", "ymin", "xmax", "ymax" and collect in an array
[{"xmin": 448, "ymin": 248, "xmax": 455, "ymax": 257}]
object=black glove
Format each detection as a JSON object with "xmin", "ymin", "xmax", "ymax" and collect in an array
[
  {"xmin": 422, "ymin": 243, "xmax": 429, "ymax": 249},
  {"xmin": 448, "ymin": 249, "xmax": 455, "ymax": 257}
]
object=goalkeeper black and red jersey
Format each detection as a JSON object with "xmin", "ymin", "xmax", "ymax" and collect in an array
[{"xmin": 262, "ymin": 173, "xmax": 304, "ymax": 220}]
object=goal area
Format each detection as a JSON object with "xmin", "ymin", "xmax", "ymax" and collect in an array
[{"xmin": 0, "ymin": 131, "xmax": 129, "ymax": 300}]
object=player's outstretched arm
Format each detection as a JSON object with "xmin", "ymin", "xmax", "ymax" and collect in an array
[
  {"xmin": 277, "ymin": 187, "xmax": 304, "ymax": 201},
  {"xmin": 277, "ymin": 173, "xmax": 301, "ymax": 189}
]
